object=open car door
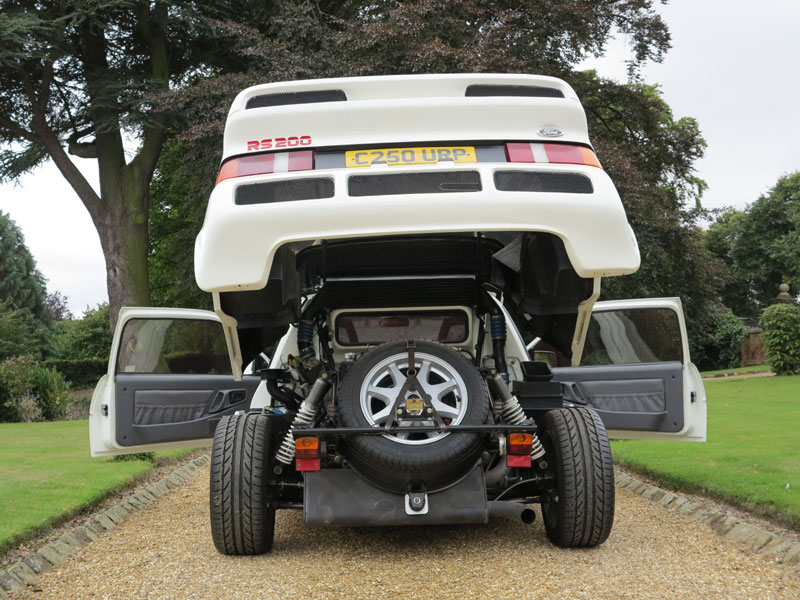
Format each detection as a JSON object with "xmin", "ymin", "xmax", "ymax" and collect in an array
[
  {"xmin": 90, "ymin": 307, "xmax": 260, "ymax": 457},
  {"xmin": 552, "ymin": 297, "xmax": 706, "ymax": 441}
]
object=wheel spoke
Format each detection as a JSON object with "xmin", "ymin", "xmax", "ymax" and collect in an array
[
  {"xmin": 431, "ymin": 398, "xmax": 460, "ymax": 420},
  {"xmin": 427, "ymin": 380, "xmax": 459, "ymax": 401},
  {"xmin": 367, "ymin": 385, "xmax": 396, "ymax": 403},
  {"xmin": 416, "ymin": 359, "xmax": 431, "ymax": 384},
  {"xmin": 388, "ymin": 363, "xmax": 405, "ymax": 386},
  {"xmin": 372, "ymin": 405, "xmax": 393, "ymax": 424}
]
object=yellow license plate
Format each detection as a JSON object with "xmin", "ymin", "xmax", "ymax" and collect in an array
[{"xmin": 345, "ymin": 146, "xmax": 477, "ymax": 168}]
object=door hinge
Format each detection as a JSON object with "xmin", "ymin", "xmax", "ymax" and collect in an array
[{"xmin": 690, "ymin": 391, "xmax": 696, "ymax": 403}]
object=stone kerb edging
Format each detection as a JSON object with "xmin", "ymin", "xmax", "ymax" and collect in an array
[
  {"xmin": 0, "ymin": 455, "xmax": 211, "ymax": 599},
  {"xmin": 615, "ymin": 469, "xmax": 800, "ymax": 569}
]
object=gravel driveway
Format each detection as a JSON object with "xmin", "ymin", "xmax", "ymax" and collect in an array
[{"xmin": 12, "ymin": 465, "xmax": 800, "ymax": 600}]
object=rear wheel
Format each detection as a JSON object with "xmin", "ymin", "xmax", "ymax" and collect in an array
[
  {"xmin": 210, "ymin": 413, "xmax": 276, "ymax": 555},
  {"xmin": 541, "ymin": 407, "xmax": 615, "ymax": 548}
]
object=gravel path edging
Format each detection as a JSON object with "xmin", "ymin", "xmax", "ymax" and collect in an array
[
  {"xmin": 615, "ymin": 468, "xmax": 800, "ymax": 569},
  {"xmin": 0, "ymin": 455, "xmax": 211, "ymax": 599},
  {"xmin": 3, "ymin": 460, "xmax": 798, "ymax": 598}
]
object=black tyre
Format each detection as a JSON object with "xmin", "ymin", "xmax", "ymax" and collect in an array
[
  {"xmin": 210, "ymin": 413, "xmax": 275, "ymax": 555},
  {"xmin": 338, "ymin": 340, "xmax": 490, "ymax": 493},
  {"xmin": 540, "ymin": 407, "xmax": 615, "ymax": 548}
]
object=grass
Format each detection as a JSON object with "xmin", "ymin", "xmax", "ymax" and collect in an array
[
  {"xmin": 700, "ymin": 363, "xmax": 771, "ymax": 377},
  {"xmin": 0, "ymin": 420, "xmax": 194, "ymax": 552},
  {"xmin": 611, "ymin": 375, "xmax": 800, "ymax": 529}
]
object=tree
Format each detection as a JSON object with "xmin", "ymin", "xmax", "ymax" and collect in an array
[
  {"xmin": 0, "ymin": 299, "xmax": 49, "ymax": 361},
  {"xmin": 0, "ymin": 1, "xmax": 267, "ymax": 327},
  {"xmin": 704, "ymin": 208, "xmax": 755, "ymax": 316},
  {"xmin": 46, "ymin": 290, "xmax": 73, "ymax": 321},
  {"xmin": 51, "ymin": 303, "xmax": 113, "ymax": 361},
  {"xmin": 707, "ymin": 172, "xmax": 800, "ymax": 314},
  {"xmin": 0, "ymin": 210, "xmax": 49, "ymax": 322}
]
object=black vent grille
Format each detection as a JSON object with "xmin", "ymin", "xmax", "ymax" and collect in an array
[
  {"xmin": 246, "ymin": 89, "xmax": 347, "ymax": 109},
  {"xmin": 494, "ymin": 171, "xmax": 593, "ymax": 194},
  {"xmin": 349, "ymin": 171, "xmax": 481, "ymax": 197},
  {"xmin": 465, "ymin": 84, "xmax": 564, "ymax": 98},
  {"xmin": 235, "ymin": 178, "xmax": 334, "ymax": 205},
  {"xmin": 325, "ymin": 277, "xmax": 477, "ymax": 309}
]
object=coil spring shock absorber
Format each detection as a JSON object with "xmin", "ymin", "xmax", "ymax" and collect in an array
[
  {"xmin": 490, "ymin": 374, "xmax": 546, "ymax": 460},
  {"xmin": 276, "ymin": 374, "xmax": 332, "ymax": 465},
  {"xmin": 490, "ymin": 313, "xmax": 509, "ymax": 382}
]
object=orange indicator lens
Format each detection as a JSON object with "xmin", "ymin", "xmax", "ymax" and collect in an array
[
  {"xmin": 508, "ymin": 433, "xmax": 533, "ymax": 454},
  {"xmin": 295, "ymin": 436, "xmax": 320, "ymax": 459}
]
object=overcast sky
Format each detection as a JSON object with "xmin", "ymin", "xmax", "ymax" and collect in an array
[{"xmin": 1, "ymin": 0, "xmax": 799, "ymax": 316}]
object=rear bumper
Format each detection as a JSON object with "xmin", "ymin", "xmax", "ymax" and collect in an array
[
  {"xmin": 304, "ymin": 466, "xmax": 488, "ymax": 526},
  {"xmin": 195, "ymin": 163, "xmax": 640, "ymax": 292}
]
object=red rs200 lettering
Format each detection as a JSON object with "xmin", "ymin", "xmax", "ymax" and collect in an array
[{"xmin": 247, "ymin": 136, "xmax": 312, "ymax": 151}]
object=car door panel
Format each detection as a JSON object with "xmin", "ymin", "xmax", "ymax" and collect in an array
[
  {"xmin": 114, "ymin": 374, "xmax": 259, "ymax": 446},
  {"xmin": 90, "ymin": 307, "xmax": 260, "ymax": 457},
  {"xmin": 552, "ymin": 298, "xmax": 706, "ymax": 442},
  {"xmin": 554, "ymin": 362, "xmax": 683, "ymax": 432}
]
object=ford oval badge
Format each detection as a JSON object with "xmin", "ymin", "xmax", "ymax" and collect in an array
[{"xmin": 538, "ymin": 128, "xmax": 563, "ymax": 137}]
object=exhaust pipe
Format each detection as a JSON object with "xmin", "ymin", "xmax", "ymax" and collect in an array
[{"xmin": 488, "ymin": 501, "xmax": 536, "ymax": 524}]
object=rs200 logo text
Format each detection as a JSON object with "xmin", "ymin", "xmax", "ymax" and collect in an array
[{"xmin": 247, "ymin": 136, "xmax": 312, "ymax": 151}]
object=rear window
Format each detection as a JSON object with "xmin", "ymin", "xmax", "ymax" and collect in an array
[
  {"xmin": 116, "ymin": 318, "xmax": 231, "ymax": 375},
  {"xmin": 335, "ymin": 311, "xmax": 468, "ymax": 346},
  {"xmin": 580, "ymin": 308, "xmax": 683, "ymax": 366}
]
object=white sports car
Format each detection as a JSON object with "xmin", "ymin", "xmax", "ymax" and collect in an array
[{"xmin": 90, "ymin": 74, "xmax": 706, "ymax": 554}]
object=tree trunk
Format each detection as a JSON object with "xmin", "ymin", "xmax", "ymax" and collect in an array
[{"xmin": 93, "ymin": 164, "xmax": 152, "ymax": 331}]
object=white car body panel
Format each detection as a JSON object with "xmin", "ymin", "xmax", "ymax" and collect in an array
[
  {"xmin": 195, "ymin": 163, "xmax": 640, "ymax": 292},
  {"xmin": 223, "ymin": 73, "xmax": 588, "ymax": 161}
]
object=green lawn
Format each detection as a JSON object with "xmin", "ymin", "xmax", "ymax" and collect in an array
[
  {"xmin": 700, "ymin": 363, "xmax": 771, "ymax": 377},
  {"xmin": 611, "ymin": 376, "xmax": 800, "ymax": 529},
  {"xmin": 0, "ymin": 420, "xmax": 193, "ymax": 552}
]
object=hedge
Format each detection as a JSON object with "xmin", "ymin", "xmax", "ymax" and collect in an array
[{"xmin": 41, "ymin": 358, "xmax": 108, "ymax": 388}]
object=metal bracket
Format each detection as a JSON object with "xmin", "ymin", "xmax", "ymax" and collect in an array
[
  {"xmin": 405, "ymin": 491, "xmax": 429, "ymax": 515},
  {"xmin": 384, "ymin": 341, "xmax": 445, "ymax": 430}
]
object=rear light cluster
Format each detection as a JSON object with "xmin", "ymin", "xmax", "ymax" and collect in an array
[
  {"xmin": 215, "ymin": 141, "xmax": 601, "ymax": 185},
  {"xmin": 505, "ymin": 142, "xmax": 602, "ymax": 169},
  {"xmin": 506, "ymin": 432, "xmax": 533, "ymax": 468},
  {"xmin": 295, "ymin": 436, "xmax": 321, "ymax": 471},
  {"xmin": 216, "ymin": 150, "xmax": 313, "ymax": 184}
]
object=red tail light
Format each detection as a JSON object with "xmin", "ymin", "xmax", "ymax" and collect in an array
[
  {"xmin": 295, "ymin": 458, "xmax": 321, "ymax": 471},
  {"xmin": 505, "ymin": 142, "xmax": 601, "ymax": 169},
  {"xmin": 216, "ymin": 150, "xmax": 314, "ymax": 184},
  {"xmin": 507, "ymin": 454, "xmax": 532, "ymax": 468}
]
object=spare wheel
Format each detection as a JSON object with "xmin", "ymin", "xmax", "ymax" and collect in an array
[{"xmin": 338, "ymin": 340, "xmax": 490, "ymax": 493}]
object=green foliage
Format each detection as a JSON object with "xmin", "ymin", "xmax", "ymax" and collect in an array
[
  {"xmin": 0, "ymin": 354, "xmax": 40, "ymax": 422},
  {"xmin": 113, "ymin": 452, "xmax": 156, "ymax": 463},
  {"xmin": 707, "ymin": 172, "xmax": 800, "ymax": 315},
  {"xmin": 41, "ymin": 358, "xmax": 108, "ymax": 388},
  {"xmin": 51, "ymin": 304, "xmax": 113, "ymax": 361},
  {"xmin": 612, "ymin": 376, "xmax": 800, "ymax": 529},
  {"xmin": 692, "ymin": 309, "xmax": 747, "ymax": 371},
  {"xmin": 0, "ymin": 211, "xmax": 50, "ymax": 322},
  {"xmin": 31, "ymin": 366, "xmax": 70, "ymax": 421},
  {"xmin": 149, "ymin": 141, "xmax": 213, "ymax": 310},
  {"xmin": 0, "ymin": 354, "xmax": 70, "ymax": 422},
  {"xmin": 0, "ymin": 298, "xmax": 49, "ymax": 360},
  {"xmin": 760, "ymin": 304, "xmax": 800, "ymax": 375}
]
